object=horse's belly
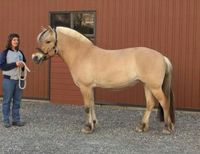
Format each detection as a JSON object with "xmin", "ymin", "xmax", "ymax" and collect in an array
[{"xmin": 96, "ymin": 75, "xmax": 139, "ymax": 89}]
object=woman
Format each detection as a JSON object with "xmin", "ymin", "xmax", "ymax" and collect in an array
[{"xmin": 0, "ymin": 33, "xmax": 26, "ymax": 128}]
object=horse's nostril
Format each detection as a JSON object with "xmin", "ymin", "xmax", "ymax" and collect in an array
[
  {"xmin": 32, "ymin": 56, "xmax": 37, "ymax": 61},
  {"xmin": 32, "ymin": 55, "xmax": 40, "ymax": 64},
  {"xmin": 32, "ymin": 54, "xmax": 38, "ymax": 60}
]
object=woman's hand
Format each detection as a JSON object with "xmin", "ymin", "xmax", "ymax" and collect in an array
[{"xmin": 16, "ymin": 61, "xmax": 24, "ymax": 67}]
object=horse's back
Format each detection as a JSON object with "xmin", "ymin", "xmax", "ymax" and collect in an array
[
  {"xmin": 86, "ymin": 46, "xmax": 166, "ymax": 88},
  {"xmin": 93, "ymin": 46, "xmax": 165, "ymax": 70}
]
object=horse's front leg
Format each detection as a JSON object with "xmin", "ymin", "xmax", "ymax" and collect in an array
[
  {"xmin": 80, "ymin": 85, "xmax": 96, "ymax": 134},
  {"xmin": 91, "ymin": 102, "xmax": 98, "ymax": 128}
]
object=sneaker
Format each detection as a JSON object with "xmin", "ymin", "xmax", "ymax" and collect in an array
[
  {"xmin": 12, "ymin": 121, "xmax": 25, "ymax": 127},
  {"xmin": 4, "ymin": 122, "xmax": 11, "ymax": 128}
]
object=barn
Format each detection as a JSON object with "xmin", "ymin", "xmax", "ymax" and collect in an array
[{"xmin": 0, "ymin": 0, "xmax": 199, "ymax": 110}]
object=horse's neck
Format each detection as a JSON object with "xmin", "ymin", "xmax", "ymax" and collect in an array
[{"xmin": 57, "ymin": 30, "xmax": 93, "ymax": 67}]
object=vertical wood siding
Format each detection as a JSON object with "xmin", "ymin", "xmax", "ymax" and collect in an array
[
  {"xmin": 95, "ymin": 0, "xmax": 200, "ymax": 110},
  {"xmin": 0, "ymin": 0, "xmax": 199, "ymax": 109},
  {"xmin": 0, "ymin": 0, "xmax": 51, "ymax": 99}
]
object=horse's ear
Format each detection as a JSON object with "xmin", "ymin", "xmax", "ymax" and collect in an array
[
  {"xmin": 47, "ymin": 25, "xmax": 54, "ymax": 33},
  {"xmin": 41, "ymin": 26, "xmax": 47, "ymax": 31}
]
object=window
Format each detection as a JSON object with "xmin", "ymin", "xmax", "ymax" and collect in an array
[
  {"xmin": 50, "ymin": 13, "xmax": 70, "ymax": 28},
  {"xmin": 50, "ymin": 11, "xmax": 96, "ymax": 43}
]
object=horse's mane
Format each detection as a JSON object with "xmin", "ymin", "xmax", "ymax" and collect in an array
[{"xmin": 56, "ymin": 27, "xmax": 93, "ymax": 45}]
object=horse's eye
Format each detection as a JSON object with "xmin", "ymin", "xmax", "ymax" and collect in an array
[{"xmin": 46, "ymin": 41, "xmax": 51, "ymax": 44}]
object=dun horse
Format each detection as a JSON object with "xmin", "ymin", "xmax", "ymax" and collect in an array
[{"xmin": 32, "ymin": 26, "xmax": 175, "ymax": 134}]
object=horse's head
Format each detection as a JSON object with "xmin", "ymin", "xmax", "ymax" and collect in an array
[{"xmin": 32, "ymin": 26, "xmax": 58, "ymax": 64}]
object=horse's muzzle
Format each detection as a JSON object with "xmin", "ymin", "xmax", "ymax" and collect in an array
[{"xmin": 32, "ymin": 52, "xmax": 46, "ymax": 64}]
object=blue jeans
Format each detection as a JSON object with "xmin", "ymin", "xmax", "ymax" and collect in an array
[{"xmin": 2, "ymin": 78, "xmax": 23, "ymax": 123}]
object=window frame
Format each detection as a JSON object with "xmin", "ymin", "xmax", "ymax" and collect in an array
[{"xmin": 49, "ymin": 10, "xmax": 96, "ymax": 38}]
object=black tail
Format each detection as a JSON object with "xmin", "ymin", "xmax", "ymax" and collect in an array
[
  {"xmin": 158, "ymin": 57, "xmax": 175, "ymax": 123},
  {"xmin": 158, "ymin": 89, "xmax": 175, "ymax": 123}
]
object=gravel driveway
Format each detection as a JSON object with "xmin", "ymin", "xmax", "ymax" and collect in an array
[{"xmin": 0, "ymin": 100, "xmax": 199, "ymax": 154}]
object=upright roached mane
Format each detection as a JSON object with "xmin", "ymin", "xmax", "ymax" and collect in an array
[{"xmin": 32, "ymin": 26, "xmax": 175, "ymax": 134}]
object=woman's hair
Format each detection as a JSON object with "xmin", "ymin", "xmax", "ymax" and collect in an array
[{"xmin": 6, "ymin": 33, "xmax": 20, "ymax": 50}]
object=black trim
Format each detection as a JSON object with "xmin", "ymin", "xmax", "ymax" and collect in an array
[
  {"xmin": 53, "ymin": 28, "xmax": 58, "ymax": 54},
  {"xmin": 0, "ymin": 50, "xmax": 17, "ymax": 71},
  {"xmin": 3, "ymin": 75, "xmax": 24, "ymax": 80},
  {"xmin": 3, "ymin": 75, "xmax": 11, "ymax": 79}
]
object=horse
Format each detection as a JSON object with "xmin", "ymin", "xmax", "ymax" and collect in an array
[{"xmin": 32, "ymin": 26, "xmax": 175, "ymax": 134}]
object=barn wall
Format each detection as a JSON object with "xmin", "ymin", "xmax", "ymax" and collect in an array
[{"xmin": 95, "ymin": 0, "xmax": 200, "ymax": 110}]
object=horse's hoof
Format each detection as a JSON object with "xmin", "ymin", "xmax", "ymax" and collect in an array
[
  {"xmin": 135, "ymin": 123, "xmax": 149, "ymax": 132},
  {"xmin": 81, "ymin": 124, "xmax": 93, "ymax": 134},
  {"xmin": 135, "ymin": 126, "xmax": 143, "ymax": 132},
  {"xmin": 162, "ymin": 123, "xmax": 174, "ymax": 135},
  {"xmin": 81, "ymin": 128, "xmax": 93, "ymax": 134},
  {"xmin": 170, "ymin": 123, "xmax": 175, "ymax": 131},
  {"xmin": 162, "ymin": 128, "xmax": 172, "ymax": 135}
]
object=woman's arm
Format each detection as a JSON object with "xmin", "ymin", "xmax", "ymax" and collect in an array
[{"xmin": 0, "ymin": 50, "xmax": 17, "ymax": 71}]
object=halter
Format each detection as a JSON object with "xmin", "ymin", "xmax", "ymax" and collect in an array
[{"xmin": 36, "ymin": 28, "xmax": 58, "ymax": 57}]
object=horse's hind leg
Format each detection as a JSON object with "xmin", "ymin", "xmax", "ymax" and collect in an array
[
  {"xmin": 150, "ymin": 87, "xmax": 174, "ymax": 134},
  {"xmin": 136, "ymin": 86, "xmax": 155, "ymax": 132},
  {"xmin": 79, "ymin": 85, "xmax": 96, "ymax": 134}
]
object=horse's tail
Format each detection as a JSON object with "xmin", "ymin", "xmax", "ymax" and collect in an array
[{"xmin": 158, "ymin": 57, "xmax": 175, "ymax": 123}]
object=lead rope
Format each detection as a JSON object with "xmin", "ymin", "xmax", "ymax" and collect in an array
[{"xmin": 18, "ymin": 62, "xmax": 31, "ymax": 89}]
